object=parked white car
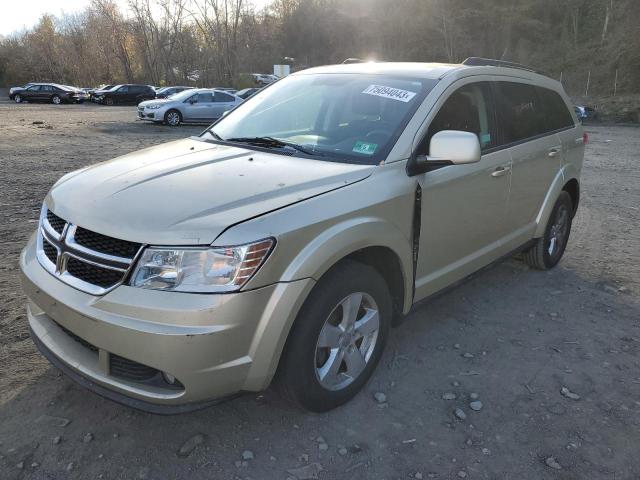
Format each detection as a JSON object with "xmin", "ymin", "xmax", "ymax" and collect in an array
[{"xmin": 137, "ymin": 88, "xmax": 243, "ymax": 126}]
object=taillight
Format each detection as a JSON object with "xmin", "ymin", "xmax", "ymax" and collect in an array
[{"xmin": 583, "ymin": 132, "xmax": 589, "ymax": 144}]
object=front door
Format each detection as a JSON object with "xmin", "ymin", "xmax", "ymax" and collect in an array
[
  {"xmin": 414, "ymin": 81, "xmax": 512, "ymax": 299},
  {"xmin": 184, "ymin": 92, "xmax": 215, "ymax": 121}
]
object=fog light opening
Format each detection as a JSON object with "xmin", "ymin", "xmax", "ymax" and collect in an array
[{"xmin": 162, "ymin": 372, "xmax": 176, "ymax": 385}]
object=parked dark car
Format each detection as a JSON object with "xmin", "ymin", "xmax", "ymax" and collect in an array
[
  {"xmin": 93, "ymin": 84, "xmax": 155, "ymax": 105},
  {"xmin": 235, "ymin": 87, "xmax": 262, "ymax": 99},
  {"xmin": 155, "ymin": 86, "xmax": 194, "ymax": 99},
  {"xmin": 13, "ymin": 83, "xmax": 88, "ymax": 104}
]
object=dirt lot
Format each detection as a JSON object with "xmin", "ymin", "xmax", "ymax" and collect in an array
[{"xmin": 0, "ymin": 100, "xmax": 639, "ymax": 480}]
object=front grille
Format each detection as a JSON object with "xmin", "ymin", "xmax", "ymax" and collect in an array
[
  {"xmin": 56, "ymin": 321, "xmax": 98, "ymax": 353},
  {"xmin": 37, "ymin": 206, "xmax": 144, "ymax": 295},
  {"xmin": 66, "ymin": 257, "xmax": 124, "ymax": 288},
  {"xmin": 73, "ymin": 227, "xmax": 141, "ymax": 259},
  {"xmin": 42, "ymin": 238, "xmax": 58, "ymax": 264},
  {"xmin": 46, "ymin": 210, "xmax": 66, "ymax": 234}
]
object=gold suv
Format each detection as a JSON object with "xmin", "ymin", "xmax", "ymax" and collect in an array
[{"xmin": 20, "ymin": 58, "xmax": 584, "ymax": 413}]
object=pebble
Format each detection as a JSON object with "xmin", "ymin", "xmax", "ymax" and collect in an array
[
  {"xmin": 17, "ymin": 461, "xmax": 24, "ymax": 469},
  {"xmin": 462, "ymin": 352, "xmax": 474, "ymax": 358},
  {"xmin": 318, "ymin": 443, "xmax": 329, "ymax": 451},
  {"xmin": 177, "ymin": 434, "xmax": 205, "ymax": 457},
  {"xmin": 31, "ymin": 462, "xmax": 39, "ymax": 468},
  {"xmin": 482, "ymin": 447, "xmax": 491, "ymax": 455},
  {"xmin": 242, "ymin": 449, "xmax": 254, "ymax": 460},
  {"xmin": 53, "ymin": 436, "xmax": 61, "ymax": 445},
  {"xmin": 560, "ymin": 386, "xmax": 581, "ymax": 401},
  {"xmin": 299, "ymin": 453, "xmax": 309, "ymax": 462},
  {"xmin": 545, "ymin": 456, "xmax": 562, "ymax": 470},
  {"xmin": 83, "ymin": 433, "xmax": 94, "ymax": 443},
  {"xmin": 373, "ymin": 392, "xmax": 387, "ymax": 403},
  {"xmin": 453, "ymin": 343, "xmax": 461, "ymax": 349},
  {"xmin": 469, "ymin": 392, "xmax": 479, "ymax": 400},
  {"xmin": 415, "ymin": 473, "xmax": 423, "ymax": 479},
  {"xmin": 549, "ymin": 312, "xmax": 558, "ymax": 318},
  {"xmin": 452, "ymin": 381, "xmax": 460, "ymax": 387},
  {"xmin": 457, "ymin": 470, "xmax": 467, "ymax": 478},
  {"xmin": 66, "ymin": 462, "xmax": 75, "ymax": 472},
  {"xmin": 469, "ymin": 401, "xmax": 483, "ymax": 411},
  {"xmin": 442, "ymin": 392, "xmax": 457, "ymax": 400},
  {"xmin": 338, "ymin": 447, "xmax": 348, "ymax": 456},
  {"xmin": 454, "ymin": 408, "xmax": 467, "ymax": 420}
]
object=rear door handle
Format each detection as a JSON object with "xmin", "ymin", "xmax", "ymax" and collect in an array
[
  {"xmin": 548, "ymin": 147, "xmax": 560, "ymax": 158},
  {"xmin": 491, "ymin": 166, "xmax": 511, "ymax": 178}
]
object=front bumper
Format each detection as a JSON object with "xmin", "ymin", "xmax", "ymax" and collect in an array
[{"xmin": 20, "ymin": 234, "xmax": 312, "ymax": 412}]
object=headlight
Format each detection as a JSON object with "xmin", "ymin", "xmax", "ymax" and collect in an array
[{"xmin": 130, "ymin": 238, "xmax": 274, "ymax": 293}]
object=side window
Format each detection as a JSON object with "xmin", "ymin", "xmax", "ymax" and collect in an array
[
  {"xmin": 536, "ymin": 87, "xmax": 574, "ymax": 131},
  {"xmin": 421, "ymin": 82, "xmax": 495, "ymax": 154},
  {"xmin": 197, "ymin": 92, "xmax": 214, "ymax": 103},
  {"xmin": 495, "ymin": 82, "xmax": 545, "ymax": 143},
  {"xmin": 27, "ymin": 85, "xmax": 40, "ymax": 91},
  {"xmin": 118, "ymin": 86, "xmax": 129, "ymax": 93},
  {"xmin": 214, "ymin": 92, "xmax": 234, "ymax": 102}
]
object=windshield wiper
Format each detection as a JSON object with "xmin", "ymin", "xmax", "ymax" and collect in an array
[{"xmin": 225, "ymin": 136, "xmax": 322, "ymax": 156}]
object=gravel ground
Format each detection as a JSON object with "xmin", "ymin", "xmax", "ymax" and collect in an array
[{"xmin": 0, "ymin": 101, "xmax": 639, "ymax": 480}]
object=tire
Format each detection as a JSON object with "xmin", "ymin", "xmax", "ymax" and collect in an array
[
  {"xmin": 164, "ymin": 109, "xmax": 182, "ymax": 126},
  {"xmin": 277, "ymin": 260, "xmax": 391, "ymax": 412},
  {"xmin": 14, "ymin": 94, "xmax": 22, "ymax": 103},
  {"xmin": 523, "ymin": 191, "xmax": 573, "ymax": 270},
  {"xmin": 104, "ymin": 97, "xmax": 114, "ymax": 106},
  {"xmin": 51, "ymin": 95, "xmax": 61, "ymax": 105}
]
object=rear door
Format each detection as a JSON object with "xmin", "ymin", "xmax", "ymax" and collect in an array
[
  {"xmin": 212, "ymin": 91, "xmax": 237, "ymax": 119},
  {"xmin": 494, "ymin": 81, "xmax": 562, "ymax": 235}
]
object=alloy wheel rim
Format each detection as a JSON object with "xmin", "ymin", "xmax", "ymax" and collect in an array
[
  {"xmin": 168, "ymin": 113, "xmax": 179, "ymax": 125},
  {"xmin": 53, "ymin": 96, "xmax": 60, "ymax": 104},
  {"xmin": 314, "ymin": 292, "xmax": 380, "ymax": 391},
  {"xmin": 15, "ymin": 95, "xmax": 20, "ymax": 103},
  {"xmin": 547, "ymin": 205, "xmax": 569, "ymax": 256}
]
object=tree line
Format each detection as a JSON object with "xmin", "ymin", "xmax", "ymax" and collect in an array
[{"xmin": 0, "ymin": 0, "xmax": 638, "ymax": 96}]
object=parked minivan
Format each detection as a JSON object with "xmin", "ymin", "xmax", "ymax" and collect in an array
[{"xmin": 20, "ymin": 59, "xmax": 584, "ymax": 413}]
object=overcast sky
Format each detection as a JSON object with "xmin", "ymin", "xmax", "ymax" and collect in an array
[{"xmin": 0, "ymin": 0, "xmax": 271, "ymax": 36}]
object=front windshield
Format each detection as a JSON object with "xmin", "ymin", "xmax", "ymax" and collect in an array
[{"xmin": 206, "ymin": 73, "xmax": 436, "ymax": 163}]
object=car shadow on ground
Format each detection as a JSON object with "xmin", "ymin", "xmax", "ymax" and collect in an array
[{"xmin": 1, "ymin": 255, "xmax": 639, "ymax": 479}]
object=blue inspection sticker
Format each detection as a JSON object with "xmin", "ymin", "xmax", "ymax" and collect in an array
[{"xmin": 352, "ymin": 141, "xmax": 378, "ymax": 155}]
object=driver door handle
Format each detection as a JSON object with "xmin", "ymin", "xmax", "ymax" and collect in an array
[
  {"xmin": 491, "ymin": 165, "xmax": 511, "ymax": 178},
  {"xmin": 548, "ymin": 147, "xmax": 560, "ymax": 158}
]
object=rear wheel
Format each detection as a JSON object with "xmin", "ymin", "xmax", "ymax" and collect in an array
[
  {"xmin": 523, "ymin": 191, "xmax": 573, "ymax": 270},
  {"xmin": 278, "ymin": 260, "xmax": 391, "ymax": 412},
  {"xmin": 51, "ymin": 95, "xmax": 61, "ymax": 105},
  {"xmin": 164, "ymin": 109, "xmax": 182, "ymax": 126}
]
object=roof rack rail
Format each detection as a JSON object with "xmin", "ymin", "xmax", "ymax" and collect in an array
[{"xmin": 462, "ymin": 57, "xmax": 548, "ymax": 76}]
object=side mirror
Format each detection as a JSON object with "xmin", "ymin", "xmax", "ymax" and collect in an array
[
  {"xmin": 189, "ymin": 99, "xmax": 196, "ymax": 104},
  {"xmin": 221, "ymin": 110, "xmax": 230, "ymax": 117},
  {"xmin": 408, "ymin": 130, "xmax": 481, "ymax": 176}
]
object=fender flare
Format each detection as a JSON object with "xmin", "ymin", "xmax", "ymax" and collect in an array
[{"xmin": 534, "ymin": 164, "xmax": 580, "ymax": 238}]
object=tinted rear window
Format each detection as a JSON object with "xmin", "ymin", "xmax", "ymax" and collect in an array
[
  {"xmin": 535, "ymin": 87, "xmax": 574, "ymax": 131},
  {"xmin": 495, "ymin": 82, "xmax": 546, "ymax": 144}
]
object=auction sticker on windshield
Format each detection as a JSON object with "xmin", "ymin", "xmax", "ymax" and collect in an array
[
  {"xmin": 352, "ymin": 141, "xmax": 378, "ymax": 155},
  {"xmin": 362, "ymin": 85, "xmax": 417, "ymax": 102}
]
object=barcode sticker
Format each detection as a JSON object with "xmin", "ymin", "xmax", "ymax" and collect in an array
[{"xmin": 362, "ymin": 85, "xmax": 417, "ymax": 103}]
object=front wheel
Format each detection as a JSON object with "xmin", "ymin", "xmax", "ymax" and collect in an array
[
  {"xmin": 523, "ymin": 191, "xmax": 573, "ymax": 270},
  {"xmin": 14, "ymin": 94, "xmax": 22, "ymax": 103},
  {"xmin": 277, "ymin": 260, "xmax": 391, "ymax": 412},
  {"xmin": 164, "ymin": 109, "xmax": 182, "ymax": 126},
  {"xmin": 103, "ymin": 97, "xmax": 114, "ymax": 106}
]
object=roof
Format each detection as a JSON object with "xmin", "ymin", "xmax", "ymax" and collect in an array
[{"xmin": 295, "ymin": 60, "xmax": 559, "ymax": 87}]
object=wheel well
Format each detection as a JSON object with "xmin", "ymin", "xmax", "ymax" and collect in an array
[
  {"xmin": 563, "ymin": 179, "xmax": 580, "ymax": 216},
  {"xmin": 344, "ymin": 246, "xmax": 405, "ymax": 324}
]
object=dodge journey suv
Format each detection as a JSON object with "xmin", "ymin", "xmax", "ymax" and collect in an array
[{"xmin": 20, "ymin": 58, "xmax": 584, "ymax": 413}]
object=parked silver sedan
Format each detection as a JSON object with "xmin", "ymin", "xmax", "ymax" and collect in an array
[{"xmin": 137, "ymin": 88, "xmax": 243, "ymax": 126}]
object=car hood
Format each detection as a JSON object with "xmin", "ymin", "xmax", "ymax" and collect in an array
[
  {"xmin": 139, "ymin": 98, "xmax": 170, "ymax": 107},
  {"xmin": 46, "ymin": 138, "xmax": 375, "ymax": 245}
]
